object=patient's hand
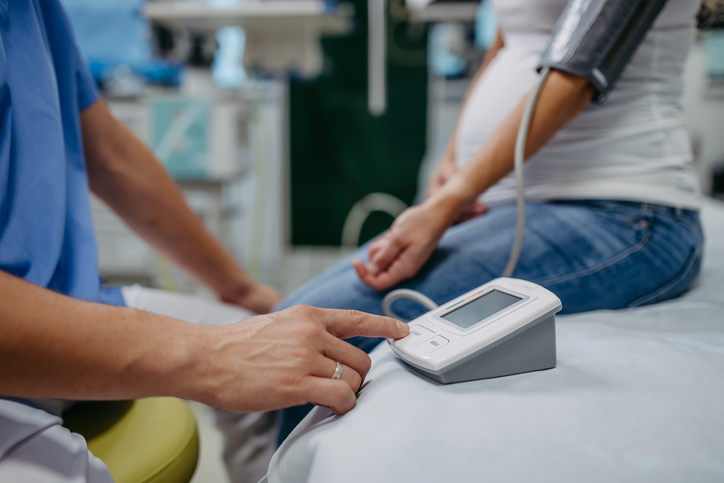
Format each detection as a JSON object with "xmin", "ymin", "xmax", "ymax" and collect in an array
[
  {"xmin": 428, "ymin": 157, "xmax": 487, "ymax": 224},
  {"xmin": 427, "ymin": 155, "xmax": 458, "ymax": 200},
  {"xmin": 190, "ymin": 305, "xmax": 409, "ymax": 414},
  {"xmin": 353, "ymin": 203, "xmax": 450, "ymax": 291}
]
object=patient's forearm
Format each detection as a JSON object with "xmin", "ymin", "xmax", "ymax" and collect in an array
[
  {"xmin": 0, "ymin": 270, "xmax": 201, "ymax": 401},
  {"xmin": 432, "ymin": 70, "xmax": 594, "ymax": 220}
]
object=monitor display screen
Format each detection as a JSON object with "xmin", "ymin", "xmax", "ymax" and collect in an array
[{"xmin": 441, "ymin": 290, "xmax": 522, "ymax": 329}]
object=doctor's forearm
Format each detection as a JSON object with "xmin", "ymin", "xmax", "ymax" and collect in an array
[
  {"xmin": 0, "ymin": 270, "xmax": 409, "ymax": 413},
  {"xmin": 431, "ymin": 70, "xmax": 594, "ymax": 220},
  {"xmin": 0, "ymin": 270, "xmax": 205, "ymax": 402},
  {"xmin": 81, "ymin": 100, "xmax": 256, "ymax": 301}
]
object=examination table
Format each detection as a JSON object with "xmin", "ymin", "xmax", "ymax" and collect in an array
[{"xmin": 263, "ymin": 198, "xmax": 724, "ymax": 483}]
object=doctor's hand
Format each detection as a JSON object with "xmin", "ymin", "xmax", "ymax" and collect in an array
[
  {"xmin": 189, "ymin": 305, "xmax": 409, "ymax": 415},
  {"xmin": 352, "ymin": 202, "xmax": 452, "ymax": 291}
]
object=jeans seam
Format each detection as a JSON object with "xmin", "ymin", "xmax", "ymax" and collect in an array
[
  {"xmin": 626, "ymin": 245, "xmax": 701, "ymax": 308},
  {"xmin": 536, "ymin": 207, "xmax": 654, "ymax": 287}
]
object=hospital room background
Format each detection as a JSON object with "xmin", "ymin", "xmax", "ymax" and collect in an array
[{"xmin": 61, "ymin": 0, "xmax": 724, "ymax": 480}]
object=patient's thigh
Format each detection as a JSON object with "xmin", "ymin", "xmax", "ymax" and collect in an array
[
  {"xmin": 276, "ymin": 203, "xmax": 523, "ymax": 321},
  {"xmin": 277, "ymin": 200, "xmax": 688, "ymax": 319}
]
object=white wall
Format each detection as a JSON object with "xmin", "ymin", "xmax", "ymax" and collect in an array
[{"xmin": 681, "ymin": 39, "xmax": 724, "ymax": 195}]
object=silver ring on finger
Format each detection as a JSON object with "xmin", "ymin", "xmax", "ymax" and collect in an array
[{"xmin": 331, "ymin": 361, "xmax": 343, "ymax": 380}]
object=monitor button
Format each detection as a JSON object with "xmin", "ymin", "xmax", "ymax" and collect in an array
[
  {"xmin": 414, "ymin": 335, "xmax": 449, "ymax": 356},
  {"xmin": 406, "ymin": 325, "xmax": 434, "ymax": 344}
]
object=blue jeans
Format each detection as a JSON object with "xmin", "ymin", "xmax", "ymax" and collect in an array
[{"xmin": 276, "ymin": 200, "xmax": 703, "ymax": 442}]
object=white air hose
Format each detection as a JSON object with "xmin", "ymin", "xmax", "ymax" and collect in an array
[
  {"xmin": 502, "ymin": 67, "xmax": 550, "ymax": 277},
  {"xmin": 382, "ymin": 289, "xmax": 439, "ymax": 321}
]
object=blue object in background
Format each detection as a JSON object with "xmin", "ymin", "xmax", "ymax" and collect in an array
[
  {"xmin": 704, "ymin": 29, "xmax": 724, "ymax": 78},
  {"xmin": 213, "ymin": 27, "xmax": 247, "ymax": 88},
  {"xmin": 62, "ymin": 0, "xmax": 184, "ymax": 88},
  {"xmin": 430, "ymin": 0, "xmax": 498, "ymax": 78},
  {"xmin": 61, "ymin": 0, "xmax": 151, "ymax": 67},
  {"xmin": 151, "ymin": 98, "xmax": 213, "ymax": 179},
  {"xmin": 210, "ymin": 0, "xmax": 248, "ymax": 88},
  {"xmin": 430, "ymin": 25, "xmax": 466, "ymax": 78},
  {"xmin": 475, "ymin": 0, "xmax": 498, "ymax": 49}
]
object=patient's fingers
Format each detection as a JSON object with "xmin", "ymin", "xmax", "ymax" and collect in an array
[
  {"xmin": 365, "ymin": 269, "xmax": 403, "ymax": 291},
  {"xmin": 354, "ymin": 259, "xmax": 390, "ymax": 291},
  {"xmin": 303, "ymin": 377, "xmax": 357, "ymax": 414},
  {"xmin": 367, "ymin": 235, "xmax": 388, "ymax": 259},
  {"xmin": 352, "ymin": 259, "xmax": 372, "ymax": 282},
  {"xmin": 354, "ymin": 256, "xmax": 412, "ymax": 291},
  {"xmin": 367, "ymin": 236, "xmax": 403, "ymax": 275}
]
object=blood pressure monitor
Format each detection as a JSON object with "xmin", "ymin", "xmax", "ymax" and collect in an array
[{"xmin": 389, "ymin": 278, "xmax": 561, "ymax": 384}]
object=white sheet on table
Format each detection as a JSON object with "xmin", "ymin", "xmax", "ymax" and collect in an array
[{"xmin": 264, "ymin": 199, "xmax": 724, "ymax": 483}]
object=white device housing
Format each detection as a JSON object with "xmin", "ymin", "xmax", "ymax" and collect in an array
[{"xmin": 389, "ymin": 277, "xmax": 561, "ymax": 384}]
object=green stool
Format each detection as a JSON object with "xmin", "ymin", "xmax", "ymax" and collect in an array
[{"xmin": 63, "ymin": 398, "xmax": 199, "ymax": 483}]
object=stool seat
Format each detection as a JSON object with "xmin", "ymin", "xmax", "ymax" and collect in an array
[{"xmin": 63, "ymin": 398, "xmax": 199, "ymax": 483}]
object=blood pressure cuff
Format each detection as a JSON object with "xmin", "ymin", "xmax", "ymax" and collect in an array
[{"xmin": 537, "ymin": 0, "xmax": 668, "ymax": 102}]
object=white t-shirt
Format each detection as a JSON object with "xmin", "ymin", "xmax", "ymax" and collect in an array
[{"xmin": 455, "ymin": 0, "xmax": 702, "ymax": 210}]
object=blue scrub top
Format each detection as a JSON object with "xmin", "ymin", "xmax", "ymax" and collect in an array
[{"xmin": 0, "ymin": 0, "xmax": 124, "ymax": 306}]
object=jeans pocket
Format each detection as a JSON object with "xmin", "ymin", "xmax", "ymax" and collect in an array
[
  {"xmin": 589, "ymin": 202, "xmax": 654, "ymax": 245},
  {"xmin": 627, "ymin": 244, "xmax": 703, "ymax": 308}
]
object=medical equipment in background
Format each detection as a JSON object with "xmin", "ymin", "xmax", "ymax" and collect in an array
[
  {"xmin": 405, "ymin": 0, "xmax": 479, "ymax": 23},
  {"xmin": 340, "ymin": 193, "xmax": 408, "ymax": 248},
  {"xmin": 388, "ymin": 278, "xmax": 561, "ymax": 383},
  {"xmin": 697, "ymin": 0, "xmax": 724, "ymax": 29},
  {"xmin": 368, "ymin": 0, "xmax": 480, "ymax": 115},
  {"xmin": 288, "ymin": 2, "xmax": 427, "ymax": 247},
  {"xmin": 384, "ymin": 0, "xmax": 670, "ymax": 382},
  {"xmin": 145, "ymin": 0, "xmax": 387, "ymax": 115},
  {"xmin": 142, "ymin": 1, "xmax": 353, "ymax": 77},
  {"xmin": 368, "ymin": 0, "xmax": 386, "ymax": 115},
  {"xmin": 143, "ymin": 0, "xmax": 428, "ymax": 249},
  {"xmin": 373, "ymin": 0, "xmax": 481, "ymax": 114}
]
